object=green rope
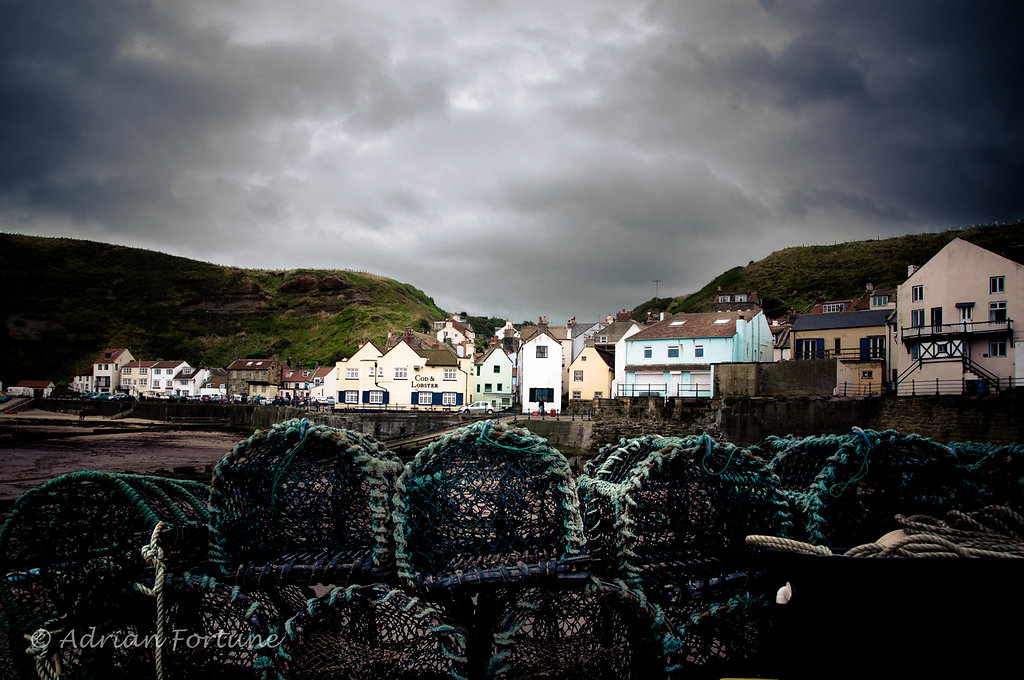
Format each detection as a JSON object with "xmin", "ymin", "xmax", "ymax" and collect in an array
[
  {"xmin": 828, "ymin": 427, "xmax": 874, "ymax": 498},
  {"xmin": 270, "ymin": 418, "xmax": 312, "ymax": 509},
  {"xmin": 135, "ymin": 521, "xmax": 168, "ymax": 680}
]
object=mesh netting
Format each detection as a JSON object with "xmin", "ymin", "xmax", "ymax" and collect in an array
[
  {"xmin": 269, "ymin": 583, "xmax": 469, "ymax": 680},
  {"xmin": 658, "ymin": 569, "xmax": 771, "ymax": 678},
  {"xmin": 208, "ymin": 419, "xmax": 404, "ymax": 583},
  {"xmin": 577, "ymin": 434, "xmax": 789, "ymax": 588},
  {"xmin": 393, "ymin": 421, "xmax": 588, "ymax": 590},
  {"xmin": 949, "ymin": 441, "xmax": 1024, "ymax": 511},
  {"xmin": 765, "ymin": 428, "xmax": 981, "ymax": 549},
  {"xmin": 486, "ymin": 579, "xmax": 668, "ymax": 679},
  {"xmin": 0, "ymin": 471, "xmax": 208, "ymax": 636}
]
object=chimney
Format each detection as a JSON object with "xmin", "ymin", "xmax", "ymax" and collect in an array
[
  {"xmin": 865, "ymin": 281, "xmax": 874, "ymax": 293},
  {"xmin": 405, "ymin": 326, "xmax": 414, "ymax": 339},
  {"xmin": 616, "ymin": 309, "xmax": 632, "ymax": 322}
]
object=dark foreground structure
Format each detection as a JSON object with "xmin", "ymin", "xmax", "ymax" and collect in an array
[{"xmin": 1, "ymin": 419, "xmax": 1022, "ymax": 679}]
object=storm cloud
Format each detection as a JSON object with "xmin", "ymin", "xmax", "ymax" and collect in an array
[{"xmin": 2, "ymin": 0, "xmax": 1022, "ymax": 323}]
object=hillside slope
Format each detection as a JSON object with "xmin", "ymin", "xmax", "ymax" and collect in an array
[
  {"xmin": 1, "ymin": 235, "xmax": 446, "ymax": 385},
  {"xmin": 635, "ymin": 222, "xmax": 1024, "ymax": 319}
]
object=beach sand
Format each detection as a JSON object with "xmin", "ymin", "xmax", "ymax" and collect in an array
[{"xmin": 0, "ymin": 408, "xmax": 245, "ymax": 504}]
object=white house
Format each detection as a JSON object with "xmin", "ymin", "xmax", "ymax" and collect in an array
[
  {"xmin": 92, "ymin": 348, "xmax": 134, "ymax": 394},
  {"xmin": 518, "ymin": 326, "xmax": 564, "ymax": 413},
  {"xmin": 620, "ymin": 311, "xmax": 773, "ymax": 397}
]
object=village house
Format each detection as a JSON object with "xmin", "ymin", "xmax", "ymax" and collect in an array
[
  {"xmin": 620, "ymin": 310, "xmax": 773, "ymax": 397},
  {"xmin": 790, "ymin": 310, "xmax": 890, "ymax": 396},
  {"xmin": 567, "ymin": 342, "xmax": 614, "ymax": 401},
  {"xmin": 517, "ymin": 319, "xmax": 564, "ymax": 413},
  {"xmin": 281, "ymin": 366, "xmax": 316, "ymax": 401},
  {"xmin": 7, "ymin": 380, "xmax": 55, "ymax": 398},
  {"xmin": 149, "ymin": 361, "xmax": 192, "ymax": 397},
  {"xmin": 592, "ymin": 313, "xmax": 643, "ymax": 396},
  {"xmin": 226, "ymin": 357, "xmax": 282, "ymax": 401},
  {"xmin": 890, "ymin": 238, "xmax": 1021, "ymax": 395},
  {"xmin": 199, "ymin": 369, "xmax": 228, "ymax": 399},
  {"xmin": 71, "ymin": 372, "xmax": 93, "ymax": 394},
  {"xmin": 92, "ymin": 348, "xmax": 134, "ymax": 394},
  {"xmin": 120, "ymin": 360, "xmax": 158, "ymax": 398},
  {"xmin": 433, "ymin": 314, "xmax": 476, "ymax": 358},
  {"xmin": 474, "ymin": 347, "xmax": 515, "ymax": 409}
]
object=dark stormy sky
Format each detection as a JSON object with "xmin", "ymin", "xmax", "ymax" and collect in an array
[{"xmin": 2, "ymin": 1, "xmax": 1022, "ymax": 323}]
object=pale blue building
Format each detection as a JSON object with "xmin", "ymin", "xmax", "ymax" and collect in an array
[{"xmin": 620, "ymin": 311, "xmax": 773, "ymax": 397}]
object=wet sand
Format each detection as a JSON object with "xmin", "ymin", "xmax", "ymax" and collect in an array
[{"xmin": 0, "ymin": 408, "xmax": 246, "ymax": 505}]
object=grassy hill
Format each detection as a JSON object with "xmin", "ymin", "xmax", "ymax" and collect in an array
[
  {"xmin": 635, "ymin": 222, "xmax": 1024, "ymax": 319},
  {"xmin": 1, "ymin": 234, "xmax": 446, "ymax": 386}
]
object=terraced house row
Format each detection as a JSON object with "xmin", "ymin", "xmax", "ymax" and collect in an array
[{"xmin": 57, "ymin": 238, "xmax": 1020, "ymax": 410}]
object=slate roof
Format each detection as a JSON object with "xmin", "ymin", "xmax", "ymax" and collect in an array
[
  {"xmin": 93, "ymin": 348, "xmax": 128, "ymax": 364},
  {"xmin": 415, "ymin": 348, "xmax": 460, "ymax": 366},
  {"xmin": 593, "ymin": 320, "xmax": 641, "ymax": 344},
  {"xmin": 631, "ymin": 312, "xmax": 746, "ymax": 341},
  {"xmin": 791, "ymin": 310, "xmax": 891, "ymax": 332},
  {"xmin": 227, "ymin": 359, "xmax": 276, "ymax": 370}
]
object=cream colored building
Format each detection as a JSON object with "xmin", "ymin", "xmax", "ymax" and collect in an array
[
  {"xmin": 335, "ymin": 340, "xmax": 471, "ymax": 409},
  {"xmin": 891, "ymin": 238, "xmax": 1022, "ymax": 395},
  {"xmin": 336, "ymin": 342, "xmax": 386, "ymax": 406},
  {"xmin": 567, "ymin": 344, "xmax": 614, "ymax": 401}
]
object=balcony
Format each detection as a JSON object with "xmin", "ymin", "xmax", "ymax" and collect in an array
[
  {"xmin": 792, "ymin": 348, "xmax": 885, "ymax": 362},
  {"xmin": 901, "ymin": 319, "xmax": 1012, "ymax": 343}
]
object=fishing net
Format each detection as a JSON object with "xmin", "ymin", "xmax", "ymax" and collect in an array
[
  {"xmin": 486, "ymin": 579, "xmax": 669, "ymax": 679},
  {"xmin": 393, "ymin": 421, "xmax": 589, "ymax": 590},
  {"xmin": 0, "ymin": 471, "xmax": 208, "ymax": 637},
  {"xmin": 765, "ymin": 428, "xmax": 980, "ymax": 549},
  {"xmin": 208, "ymin": 419, "xmax": 404, "ymax": 585},
  {"xmin": 949, "ymin": 441, "xmax": 1024, "ymax": 511},
  {"xmin": 658, "ymin": 569, "xmax": 771, "ymax": 679},
  {"xmin": 577, "ymin": 434, "xmax": 788, "ymax": 588},
  {"xmin": 268, "ymin": 583, "xmax": 469, "ymax": 680}
]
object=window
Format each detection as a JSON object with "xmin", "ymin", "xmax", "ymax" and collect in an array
[
  {"xmin": 581, "ymin": 355, "xmax": 587, "ymax": 361},
  {"xmin": 911, "ymin": 309, "xmax": 925, "ymax": 327},
  {"xmin": 418, "ymin": 391, "xmax": 433, "ymax": 405},
  {"xmin": 990, "ymin": 340, "xmax": 1007, "ymax": 357},
  {"xmin": 593, "ymin": 391, "xmax": 603, "ymax": 399},
  {"xmin": 643, "ymin": 346, "xmax": 652, "ymax": 358},
  {"xmin": 345, "ymin": 391, "xmax": 359, "ymax": 404},
  {"xmin": 911, "ymin": 344, "xmax": 920, "ymax": 360},
  {"xmin": 667, "ymin": 345, "xmax": 679, "ymax": 358},
  {"xmin": 140, "ymin": 379, "xmax": 147, "ymax": 387},
  {"xmin": 502, "ymin": 397, "xmax": 511, "ymax": 405},
  {"xmin": 497, "ymin": 383, "xmax": 503, "ymax": 391},
  {"xmin": 395, "ymin": 367, "xmax": 407, "ymax": 380},
  {"xmin": 485, "ymin": 383, "xmax": 492, "ymax": 392},
  {"xmin": 434, "ymin": 321, "xmax": 444, "ymax": 330},
  {"xmin": 862, "ymin": 370, "xmax": 873, "ymax": 380},
  {"xmin": 695, "ymin": 344, "xmax": 704, "ymax": 358},
  {"xmin": 990, "ymin": 301, "xmax": 1007, "ymax": 322},
  {"xmin": 124, "ymin": 367, "xmax": 132, "ymax": 375},
  {"xmin": 958, "ymin": 304, "xmax": 974, "ymax": 322},
  {"xmin": 735, "ymin": 294, "xmax": 747, "ymax": 302},
  {"xmin": 823, "ymin": 302, "xmax": 845, "ymax": 313},
  {"xmin": 871, "ymin": 295, "xmax": 890, "ymax": 307},
  {"xmin": 346, "ymin": 368, "xmax": 358, "ymax": 380},
  {"xmin": 444, "ymin": 368, "xmax": 457, "ymax": 381},
  {"xmin": 536, "ymin": 345, "xmax": 548, "ymax": 358},
  {"xmin": 912, "ymin": 285, "xmax": 924, "ymax": 302},
  {"xmin": 140, "ymin": 368, "xmax": 148, "ymax": 375},
  {"xmin": 442, "ymin": 392, "xmax": 457, "ymax": 406},
  {"xmin": 574, "ymin": 370, "xmax": 584, "ymax": 381},
  {"xmin": 991, "ymin": 276, "xmax": 1005, "ymax": 294},
  {"xmin": 476, "ymin": 366, "xmax": 481, "ymax": 376},
  {"xmin": 476, "ymin": 385, "xmax": 480, "ymax": 392},
  {"xmin": 599, "ymin": 336, "xmax": 608, "ymax": 343},
  {"xmin": 572, "ymin": 390, "xmax": 581, "ymax": 399},
  {"xmin": 369, "ymin": 391, "xmax": 384, "ymax": 404},
  {"xmin": 931, "ymin": 307, "xmax": 942, "ymax": 329},
  {"xmin": 718, "ymin": 295, "xmax": 730, "ymax": 303},
  {"xmin": 493, "ymin": 365, "xmax": 501, "ymax": 373}
]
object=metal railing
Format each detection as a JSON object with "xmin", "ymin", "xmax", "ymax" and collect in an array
[
  {"xmin": 792, "ymin": 348, "xmax": 885, "ymax": 361},
  {"xmin": 616, "ymin": 383, "xmax": 712, "ymax": 398},
  {"xmin": 894, "ymin": 376, "xmax": 1018, "ymax": 397},
  {"xmin": 901, "ymin": 319, "xmax": 1012, "ymax": 341}
]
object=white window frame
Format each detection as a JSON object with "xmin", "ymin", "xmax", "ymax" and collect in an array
[
  {"xmin": 572, "ymin": 390, "xmax": 582, "ymax": 399},
  {"xmin": 444, "ymin": 368, "xmax": 457, "ymax": 381},
  {"xmin": 368, "ymin": 391, "xmax": 384, "ymax": 405},
  {"xmin": 442, "ymin": 392, "xmax": 457, "ymax": 406},
  {"xmin": 912, "ymin": 285, "xmax": 924, "ymax": 302},
  {"xmin": 536, "ymin": 345, "xmax": 548, "ymax": 358},
  {"xmin": 695, "ymin": 344, "xmax": 704, "ymax": 358},
  {"xmin": 346, "ymin": 368, "xmax": 358, "ymax": 380},
  {"xmin": 911, "ymin": 309, "xmax": 925, "ymax": 327},
  {"xmin": 990, "ymin": 340, "xmax": 1007, "ymax": 357},
  {"xmin": 991, "ymin": 276, "xmax": 1005, "ymax": 294},
  {"xmin": 667, "ymin": 345, "xmax": 679, "ymax": 358},
  {"xmin": 345, "ymin": 391, "xmax": 358, "ymax": 404},
  {"xmin": 822, "ymin": 302, "xmax": 845, "ymax": 313},
  {"xmin": 418, "ymin": 391, "xmax": 433, "ymax": 405},
  {"xmin": 643, "ymin": 346, "xmax": 653, "ymax": 359},
  {"xmin": 574, "ymin": 370, "xmax": 584, "ymax": 382},
  {"xmin": 395, "ymin": 367, "xmax": 407, "ymax": 380}
]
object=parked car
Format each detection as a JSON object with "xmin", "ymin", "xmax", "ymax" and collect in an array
[{"xmin": 460, "ymin": 401, "xmax": 495, "ymax": 414}]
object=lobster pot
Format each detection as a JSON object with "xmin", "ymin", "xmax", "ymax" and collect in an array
[
  {"xmin": 393, "ymin": 421, "xmax": 589, "ymax": 590},
  {"xmin": 25, "ymin": 575, "xmax": 282, "ymax": 680},
  {"xmin": 270, "ymin": 583, "xmax": 469, "ymax": 680},
  {"xmin": 583, "ymin": 435, "xmax": 704, "ymax": 482},
  {"xmin": 766, "ymin": 429, "xmax": 979, "ymax": 549},
  {"xmin": 486, "ymin": 579, "xmax": 669, "ymax": 680},
  {"xmin": 949, "ymin": 441, "xmax": 1024, "ymax": 510},
  {"xmin": 208, "ymin": 419, "xmax": 404, "ymax": 584},
  {"xmin": 659, "ymin": 570, "xmax": 771, "ymax": 679},
  {"xmin": 0, "ymin": 471, "xmax": 209, "ymax": 636},
  {"xmin": 577, "ymin": 435, "xmax": 787, "ymax": 590}
]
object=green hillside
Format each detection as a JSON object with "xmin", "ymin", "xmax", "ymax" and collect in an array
[
  {"xmin": 1, "ymin": 234, "xmax": 446, "ymax": 386},
  {"xmin": 636, "ymin": 222, "xmax": 1024, "ymax": 319}
]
